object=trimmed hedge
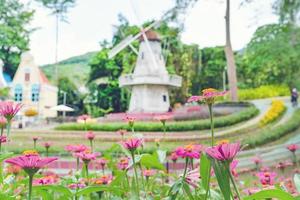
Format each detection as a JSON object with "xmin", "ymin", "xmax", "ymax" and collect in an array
[
  {"xmin": 243, "ymin": 109, "xmax": 300, "ymax": 148},
  {"xmin": 238, "ymin": 85, "xmax": 289, "ymax": 100},
  {"xmin": 56, "ymin": 105, "xmax": 259, "ymax": 132}
]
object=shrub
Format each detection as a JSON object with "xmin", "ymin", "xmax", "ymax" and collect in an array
[
  {"xmin": 259, "ymin": 100, "xmax": 286, "ymax": 126},
  {"xmin": 56, "ymin": 105, "xmax": 259, "ymax": 132},
  {"xmin": 238, "ymin": 85, "xmax": 290, "ymax": 100},
  {"xmin": 244, "ymin": 109, "xmax": 300, "ymax": 148}
]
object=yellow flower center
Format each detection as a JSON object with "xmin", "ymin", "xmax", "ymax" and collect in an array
[
  {"xmin": 202, "ymin": 88, "xmax": 217, "ymax": 95},
  {"xmin": 184, "ymin": 144, "xmax": 194, "ymax": 152},
  {"xmin": 23, "ymin": 150, "xmax": 39, "ymax": 156},
  {"xmin": 216, "ymin": 139, "xmax": 229, "ymax": 145}
]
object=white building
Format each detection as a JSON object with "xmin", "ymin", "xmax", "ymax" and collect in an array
[{"xmin": 119, "ymin": 31, "xmax": 182, "ymax": 113}]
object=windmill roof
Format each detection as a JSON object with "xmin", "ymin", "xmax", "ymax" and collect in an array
[
  {"xmin": 39, "ymin": 69, "xmax": 50, "ymax": 84},
  {"xmin": 139, "ymin": 30, "xmax": 160, "ymax": 42}
]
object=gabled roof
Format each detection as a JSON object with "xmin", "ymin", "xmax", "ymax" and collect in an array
[{"xmin": 39, "ymin": 69, "xmax": 50, "ymax": 85}]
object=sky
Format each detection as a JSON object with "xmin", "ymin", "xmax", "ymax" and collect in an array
[{"xmin": 21, "ymin": 0, "xmax": 278, "ymax": 65}]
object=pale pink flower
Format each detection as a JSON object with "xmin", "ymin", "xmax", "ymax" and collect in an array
[
  {"xmin": 188, "ymin": 88, "xmax": 227, "ymax": 105},
  {"xmin": 154, "ymin": 114, "xmax": 172, "ymax": 124},
  {"xmin": 74, "ymin": 151, "xmax": 100, "ymax": 163},
  {"xmin": 230, "ymin": 160, "xmax": 239, "ymax": 177},
  {"xmin": 206, "ymin": 142, "xmax": 240, "ymax": 161},
  {"xmin": 143, "ymin": 169, "xmax": 155, "ymax": 177},
  {"xmin": 5, "ymin": 155, "xmax": 58, "ymax": 175},
  {"xmin": 117, "ymin": 157, "xmax": 129, "ymax": 170},
  {"xmin": 33, "ymin": 175, "xmax": 58, "ymax": 186},
  {"xmin": 276, "ymin": 161, "xmax": 293, "ymax": 171},
  {"xmin": 252, "ymin": 156, "xmax": 262, "ymax": 165},
  {"xmin": 85, "ymin": 131, "xmax": 95, "ymax": 140},
  {"xmin": 117, "ymin": 129, "xmax": 127, "ymax": 137},
  {"xmin": 244, "ymin": 188, "xmax": 261, "ymax": 195},
  {"xmin": 170, "ymin": 152, "xmax": 179, "ymax": 162},
  {"xmin": 77, "ymin": 114, "xmax": 90, "ymax": 122},
  {"xmin": 65, "ymin": 144, "xmax": 89, "ymax": 153},
  {"xmin": 122, "ymin": 138, "xmax": 143, "ymax": 152},
  {"xmin": 184, "ymin": 167, "xmax": 200, "ymax": 188},
  {"xmin": 0, "ymin": 116, "xmax": 7, "ymax": 127},
  {"xmin": 0, "ymin": 101, "xmax": 22, "ymax": 121},
  {"xmin": 257, "ymin": 171, "xmax": 277, "ymax": 185},
  {"xmin": 32, "ymin": 137, "xmax": 40, "ymax": 142},
  {"xmin": 97, "ymin": 157, "xmax": 108, "ymax": 169},
  {"xmin": 93, "ymin": 175, "xmax": 113, "ymax": 185},
  {"xmin": 123, "ymin": 115, "xmax": 136, "ymax": 127},
  {"xmin": 287, "ymin": 144, "xmax": 300, "ymax": 153},
  {"xmin": 175, "ymin": 144, "xmax": 202, "ymax": 159},
  {"xmin": 43, "ymin": 142, "xmax": 52, "ymax": 149}
]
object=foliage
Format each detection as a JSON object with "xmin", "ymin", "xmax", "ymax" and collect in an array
[
  {"xmin": 0, "ymin": 0, "xmax": 34, "ymax": 77},
  {"xmin": 55, "ymin": 104, "xmax": 259, "ymax": 132},
  {"xmin": 238, "ymin": 85, "xmax": 290, "ymax": 100},
  {"xmin": 259, "ymin": 100, "xmax": 286, "ymax": 126},
  {"xmin": 35, "ymin": 0, "xmax": 75, "ymax": 20},
  {"xmin": 0, "ymin": 87, "xmax": 10, "ymax": 99},
  {"xmin": 240, "ymin": 23, "xmax": 300, "ymax": 88},
  {"xmin": 243, "ymin": 108, "xmax": 300, "ymax": 148}
]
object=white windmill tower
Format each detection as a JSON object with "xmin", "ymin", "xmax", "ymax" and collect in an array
[{"xmin": 109, "ymin": 2, "xmax": 182, "ymax": 113}]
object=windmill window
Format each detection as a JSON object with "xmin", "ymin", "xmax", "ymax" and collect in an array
[
  {"xmin": 163, "ymin": 95, "xmax": 167, "ymax": 102},
  {"xmin": 31, "ymin": 84, "xmax": 40, "ymax": 102},
  {"xmin": 14, "ymin": 84, "xmax": 23, "ymax": 102},
  {"xmin": 24, "ymin": 68, "xmax": 31, "ymax": 82}
]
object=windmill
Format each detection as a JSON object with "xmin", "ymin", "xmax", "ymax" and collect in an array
[{"xmin": 109, "ymin": 1, "xmax": 182, "ymax": 113}]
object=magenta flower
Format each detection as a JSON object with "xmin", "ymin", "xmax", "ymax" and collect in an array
[
  {"xmin": 43, "ymin": 142, "xmax": 52, "ymax": 149},
  {"xmin": 65, "ymin": 144, "xmax": 89, "ymax": 153},
  {"xmin": 188, "ymin": 88, "xmax": 227, "ymax": 105},
  {"xmin": 117, "ymin": 129, "xmax": 127, "ymax": 137},
  {"xmin": 122, "ymin": 138, "xmax": 143, "ymax": 152},
  {"xmin": 117, "ymin": 157, "xmax": 129, "ymax": 170},
  {"xmin": 276, "ymin": 161, "xmax": 293, "ymax": 171},
  {"xmin": 68, "ymin": 182, "xmax": 86, "ymax": 190},
  {"xmin": 32, "ymin": 137, "xmax": 40, "ymax": 142},
  {"xmin": 0, "ymin": 101, "xmax": 22, "ymax": 121},
  {"xmin": 85, "ymin": 131, "xmax": 95, "ymax": 140},
  {"xmin": 257, "ymin": 171, "xmax": 277, "ymax": 185},
  {"xmin": 287, "ymin": 144, "xmax": 300, "ymax": 152},
  {"xmin": 33, "ymin": 176, "xmax": 58, "ymax": 186},
  {"xmin": 97, "ymin": 157, "xmax": 108, "ymax": 168},
  {"xmin": 175, "ymin": 144, "xmax": 202, "ymax": 159},
  {"xmin": 206, "ymin": 142, "xmax": 240, "ymax": 161},
  {"xmin": 143, "ymin": 169, "xmax": 155, "ymax": 177},
  {"xmin": 252, "ymin": 155, "xmax": 262, "ymax": 165},
  {"xmin": 74, "ymin": 151, "xmax": 100, "ymax": 163},
  {"xmin": 0, "ymin": 136, "xmax": 7, "ymax": 143},
  {"xmin": 170, "ymin": 152, "xmax": 179, "ymax": 162},
  {"xmin": 5, "ymin": 155, "xmax": 58, "ymax": 175}
]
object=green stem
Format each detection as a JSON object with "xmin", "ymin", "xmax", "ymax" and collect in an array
[
  {"xmin": 227, "ymin": 164, "xmax": 241, "ymax": 200},
  {"xmin": 46, "ymin": 148, "xmax": 49, "ymax": 157},
  {"xmin": 208, "ymin": 104, "xmax": 214, "ymax": 146},
  {"xmin": 89, "ymin": 140, "xmax": 93, "ymax": 152},
  {"xmin": 182, "ymin": 157, "xmax": 189, "ymax": 178},
  {"xmin": 85, "ymin": 162, "xmax": 89, "ymax": 178},
  {"xmin": 34, "ymin": 141, "xmax": 36, "ymax": 150},
  {"xmin": 204, "ymin": 168, "xmax": 211, "ymax": 200},
  {"xmin": 28, "ymin": 175, "xmax": 33, "ymax": 200},
  {"xmin": 131, "ymin": 151, "xmax": 140, "ymax": 199},
  {"xmin": 76, "ymin": 157, "xmax": 79, "ymax": 171}
]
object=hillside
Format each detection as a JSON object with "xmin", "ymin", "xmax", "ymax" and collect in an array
[{"xmin": 41, "ymin": 52, "xmax": 96, "ymax": 87}]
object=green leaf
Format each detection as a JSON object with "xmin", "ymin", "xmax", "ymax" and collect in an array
[
  {"xmin": 140, "ymin": 154, "xmax": 165, "ymax": 170},
  {"xmin": 0, "ymin": 152, "xmax": 14, "ymax": 162},
  {"xmin": 168, "ymin": 180, "xmax": 183, "ymax": 200},
  {"xmin": 156, "ymin": 150, "xmax": 167, "ymax": 163},
  {"xmin": 76, "ymin": 186, "xmax": 123, "ymax": 196},
  {"xmin": 294, "ymin": 174, "xmax": 300, "ymax": 193},
  {"xmin": 244, "ymin": 189, "xmax": 295, "ymax": 200},
  {"xmin": 211, "ymin": 159, "xmax": 231, "ymax": 200},
  {"xmin": 34, "ymin": 185, "xmax": 73, "ymax": 197},
  {"xmin": 200, "ymin": 153, "xmax": 211, "ymax": 191},
  {"xmin": 182, "ymin": 181, "xmax": 195, "ymax": 200}
]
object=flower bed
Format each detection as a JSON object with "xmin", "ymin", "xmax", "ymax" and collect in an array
[
  {"xmin": 259, "ymin": 100, "xmax": 286, "ymax": 126},
  {"xmin": 244, "ymin": 109, "xmax": 300, "ymax": 148},
  {"xmin": 238, "ymin": 85, "xmax": 289, "ymax": 100},
  {"xmin": 56, "ymin": 104, "xmax": 259, "ymax": 132}
]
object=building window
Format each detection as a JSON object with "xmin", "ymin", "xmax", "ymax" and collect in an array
[
  {"xmin": 14, "ymin": 84, "xmax": 23, "ymax": 102},
  {"xmin": 163, "ymin": 95, "xmax": 167, "ymax": 102},
  {"xmin": 24, "ymin": 68, "xmax": 31, "ymax": 82},
  {"xmin": 31, "ymin": 84, "xmax": 40, "ymax": 102}
]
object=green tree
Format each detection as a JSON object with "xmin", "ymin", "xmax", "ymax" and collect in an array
[{"xmin": 0, "ymin": 0, "xmax": 34, "ymax": 77}]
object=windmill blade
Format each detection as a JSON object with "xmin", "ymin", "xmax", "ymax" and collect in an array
[
  {"xmin": 109, "ymin": 35, "xmax": 136, "ymax": 59},
  {"xmin": 129, "ymin": 0, "xmax": 160, "ymax": 71}
]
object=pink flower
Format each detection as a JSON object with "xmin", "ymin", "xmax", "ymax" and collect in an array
[
  {"xmin": 170, "ymin": 152, "xmax": 179, "ymax": 162},
  {"xmin": 0, "ymin": 136, "xmax": 7, "ymax": 143},
  {"xmin": 287, "ymin": 144, "xmax": 300, "ymax": 153},
  {"xmin": 43, "ymin": 142, "xmax": 52, "ymax": 149},
  {"xmin": 0, "ymin": 116, "xmax": 7, "ymax": 127},
  {"xmin": 276, "ymin": 161, "xmax": 293, "ymax": 171},
  {"xmin": 117, "ymin": 157, "xmax": 129, "ymax": 170},
  {"xmin": 154, "ymin": 114, "xmax": 172, "ymax": 124},
  {"xmin": 32, "ymin": 137, "xmax": 40, "ymax": 142},
  {"xmin": 74, "ymin": 151, "xmax": 100, "ymax": 163},
  {"xmin": 65, "ymin": 144, "xmax": 89, "ymax": 153},
  {"xmin": 244, "ymin": 188, "xmax": 261, "ymax": 195},
  {"xmin": 117, "ymin": 129, "xmax": 127, "ymax": 137},
  {"xmin": 97, "ymin": 157, "xmax": 108, "ymax": 168},
  {"xmin": 122, "ymin": 138, "xmax": 143, "ymax": 152},
  {"xmin": 94, "ymin": 175, "xmax": 113, "ymax": 185},
  {"xmin": 0, "ymin": 101, "xmax": 22, "ymax": 121},
  {"xmin": 77, "ymin": 114, "xmax": 90, "ymax": 122},
  {"xmin": 206, "ymin": 142, "xmax": 240, "ymax": 161},
  {"xmin": 252, "ymin": 156, "xmax": 262, "ymax": 165},
  {"xmin": 85, "ymin": 131, "xmax": 95, "ymax": 140},
  {"xmin": 68, "ymin": 182, "xmax": 86, "ymax": 190},
  {"xmin": 184, "ymin": 167, "xmax": 200, "ymax": 188},
  {"xmin": 33, "ymin": 175, "xmax": 58, "ymax": 185},
  {"xmin": 5, "ymin": 155, "xmax": 58, "ymax": 175},
  {"xmin": 123, "ymin": 115, "xmax": 136, "ymax": 127},
  {"xmin": 230, "ymin": 160, "xmax": 239, "ymax": 177},
  {"xmin": 188, "ymin": 88, "xmax": 227, "ymax": 105},
  {"xmin": 143, "ymin": 169, "xmax": 155, "ymax": 177},
  {"xmin": 257, "ymin": 171, "xmax": 277, "ymax": 185},
  {"xmin": 175, "ymin": 144, "xmax": 202, "ymax": 159}
]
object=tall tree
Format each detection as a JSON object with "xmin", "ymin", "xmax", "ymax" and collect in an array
[
  {"xmin": 35, "ymin": 0, "xmax": 76, "ymax": 83},
  {"xmin": 0, "ymin": 0, "xmax": 34, "ymax": 77},
  {"xmin": 224, "ymin": 0, "xmax": 238, "ymax": 101}
]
